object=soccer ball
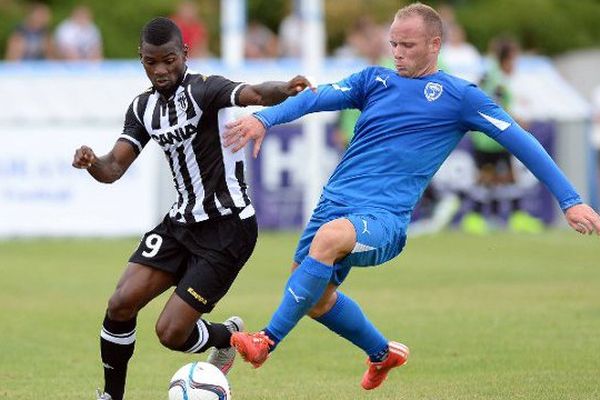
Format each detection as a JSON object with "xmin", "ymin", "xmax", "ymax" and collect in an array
[{"xmin": 168, "ymin": 362, "xmax": 231, "ymax": 400}]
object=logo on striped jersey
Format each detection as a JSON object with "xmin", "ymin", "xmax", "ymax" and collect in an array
[
  {"xmin": 150, "ymin": 123, "xmax": 198, "ymax": 146},
  {"xmin": 176, "ymin": 91, "xmax": 188, "ymax": 112}
]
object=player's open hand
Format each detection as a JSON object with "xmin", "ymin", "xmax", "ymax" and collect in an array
[
  {"xmin": 284, "ymin": 75, "xmax": 316, "ymax": 96},
  {"xmin": 565, "ymin": 203, "xmax": 600, "ymax": 235},
  {"xmin": 72, "ymin": 145, "xmax": 97, "ymax": 169},
  {"xmin": 224, "ymin": 116, "xmax": 266, "ymax": 158}
]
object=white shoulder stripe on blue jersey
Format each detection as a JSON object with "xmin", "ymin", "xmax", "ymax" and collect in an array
[
  {"xmin": 478, "ymin": 112, "xmax": 511, "ymax": 131},
  {"xmin": 332, "ymin": 83, "xmax": 352, "ymax": 92}
]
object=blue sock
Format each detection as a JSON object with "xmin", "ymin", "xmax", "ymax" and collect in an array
[
  {"xmin": 264, "ymin": 256, "xmax": 333, "ymax": 348},
  {"xmin": 314, "ymin": 291, "xmax": 389, "ymax": 361}
]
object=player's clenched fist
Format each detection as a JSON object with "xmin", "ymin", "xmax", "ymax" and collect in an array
[{"xmin": 72, "ymin": 145, "xmax": 97, "ymax": 169}]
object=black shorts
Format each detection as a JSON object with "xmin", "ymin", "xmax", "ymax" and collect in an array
[{"xmin": 129, "ymin": 211, "xmax": 257, "ymax": 313}]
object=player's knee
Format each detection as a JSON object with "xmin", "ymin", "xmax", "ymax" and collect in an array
[
  {"xmin": 310, "ymin": 222, "xmax": 354, "ymax": 262},
  {"xmin": 106, "ymin": 290, "xmax": 138, "ymax": 321},
  {"xmin": 155, "ymin": 319, "xmax": 188, "ymax": 350}
]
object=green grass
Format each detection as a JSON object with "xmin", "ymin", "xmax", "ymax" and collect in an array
[{"xmin": 1, "ymin": 231, "xmax": 599, "ymax": 399}]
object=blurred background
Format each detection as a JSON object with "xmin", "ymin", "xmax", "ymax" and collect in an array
[{"xmin": 1, "ymin": 0, "xmax": 599, "ymax": 237}]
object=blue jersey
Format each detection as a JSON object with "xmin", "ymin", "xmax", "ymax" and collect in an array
[{"xmin": 255, "ymin": 66, "xmax": 581, "ymax": 222}]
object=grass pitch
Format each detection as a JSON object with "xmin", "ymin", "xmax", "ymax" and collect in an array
[{"xmin": 1, "ymin": 230, "xmax": 599, "ymax": 399}]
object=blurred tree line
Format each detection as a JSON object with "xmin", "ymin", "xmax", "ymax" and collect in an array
[{"xmin": 1, "ymin": 0, "xmax": 600, "ymax": 59}]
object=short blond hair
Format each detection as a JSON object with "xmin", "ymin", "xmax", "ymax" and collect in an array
[{"xmin": 395, "ymin": 2, "xmax": 443, "ymax": 40}]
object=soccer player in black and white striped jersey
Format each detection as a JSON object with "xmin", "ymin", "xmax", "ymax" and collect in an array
[{"xmin": 72, "ymin": 17, "xmax": 313, "ymax": 400}]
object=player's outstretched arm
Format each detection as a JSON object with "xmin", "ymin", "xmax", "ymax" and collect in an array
[
  {"xmin": 238, "ymin": 75, "xmax": 315, "ymax": 106},
  {"xmin": 72, "ymin": 141, "xmax": 138, "ymax": 183},
  {"xmin": 225, "ymin": 75, "xmax": 360, "ymax": 157},
  {"xmin": 224, "ymin": 115, "xmax": 266, "ymax": 158},
  {"xmin": 564, "ymin": 204, "xmax": 600, "ymax": 235}
]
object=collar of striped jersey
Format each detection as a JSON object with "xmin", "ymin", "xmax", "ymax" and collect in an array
[{"xmin": 156, "ymin": 66, "xmax": 190, "ymax": 103}]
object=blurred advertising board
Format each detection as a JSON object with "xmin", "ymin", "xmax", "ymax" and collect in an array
[{"xmin": 0, "ymin": 125, "xmax": 161, "ymax": 237}]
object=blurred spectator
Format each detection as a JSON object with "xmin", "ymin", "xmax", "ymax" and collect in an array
[
  {"xmin": 462, "ymin": 36, "xmax": 544, "ymax": 234},
  {"xmin": 593, "ymin": 86, "xmax": 600, "ymax": 150},
  {"xmin": 5, "ymin": 2, "xmax": 52, "ymax": 60},
  {"xmin": 54, "ymin": 5, "xmax": 102, "ymax": 60},
  {"xmin": 437, "ymin": 2, "xmax": 457, "ymax": 43},
  {"xmin": 408, "ymin": 185, "xmax": 461, "ymax": 237},
  {"xmin": 170, "ymin": 0, "xmax": 209, "ymax": 58},
  {"xmin": 278, "ymin": 1, "xmax": 302, "ymax": 58},
  {"xmin": 245, "ymin": 20, "xmax": 278, "ymax": 59},
  {"xmin": 333, "ymin": 16, "xmax": 393, "ymax": 150},
  {"xmin": 439, "ymin": 24, "xmax": 482, "ymax": 83},
  {"xmin": 334, "ymin": 16, "xmax": 382, "ymax": 61}
]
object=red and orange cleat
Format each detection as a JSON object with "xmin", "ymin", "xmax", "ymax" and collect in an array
[
  {"xmin": 230, "ymin": 331, "xmax": 274, "ymax": 368},
  {"xmin": 361, "ymin": 341, "xmax": 410, "ymax": 390}
]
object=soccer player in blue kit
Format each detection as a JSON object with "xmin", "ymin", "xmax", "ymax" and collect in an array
[{"xmin": 223, "ymin": 3, "xmax": 600, "ymax": 390}]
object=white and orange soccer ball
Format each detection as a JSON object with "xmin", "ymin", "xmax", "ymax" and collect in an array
[{"xmin": 168, "ymin": 362, "xmax": 231, "ymax": 400}]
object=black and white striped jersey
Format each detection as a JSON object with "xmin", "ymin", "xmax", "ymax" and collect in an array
[{"xmin": 118, "ymin": 69, "xmax": 253, "ymax": 224}]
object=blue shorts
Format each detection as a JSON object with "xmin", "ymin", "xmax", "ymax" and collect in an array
[{"xmin": 293, "ymin": 197, "xmax": 408, "ymax": 286}]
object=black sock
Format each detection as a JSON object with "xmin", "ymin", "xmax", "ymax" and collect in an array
[
  {"xmin": 100, "ymin": 314, "xmax": 136, "ymax": 400},
  {"xmin": 177, "ymin": 319, "xmax": 231, "ymax": 353}
]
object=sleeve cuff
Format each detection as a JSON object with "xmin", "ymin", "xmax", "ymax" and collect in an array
[
  {"xmin": 560, "ymin": 196, "xmax": 583, "ymax": 212},
  {"xmin": 231, "ymin": 83, "xmax": 248, "ymax": 106},
  {"xmin": 253, "ymin": 112, "xmax": 271, "ymax": 129},
  {"xmin": 118, "ymin": 135, "xmax": 143, "ymax": 155}
]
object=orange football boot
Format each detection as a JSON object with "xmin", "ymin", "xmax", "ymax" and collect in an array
[
  {"xmin": 361, "ymin": 341, "xmax": 410, "ymax": 390},
  {"xmin": 230, "ymin": 331, "xmax": 274, "ymax": 368}
]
